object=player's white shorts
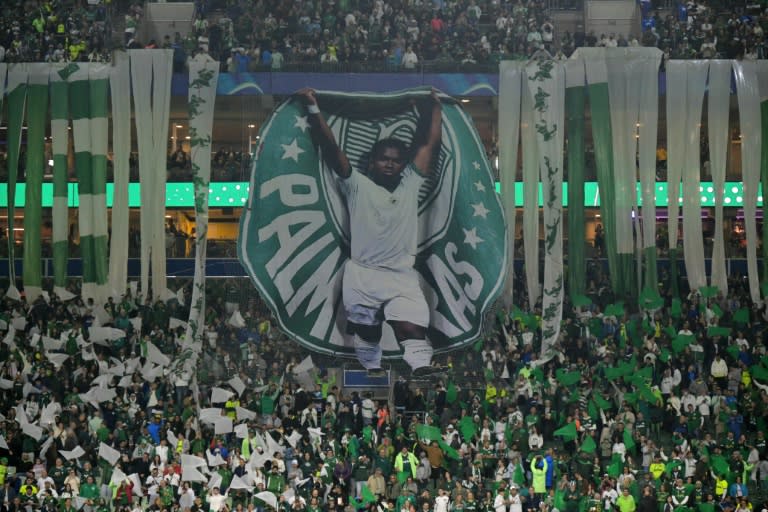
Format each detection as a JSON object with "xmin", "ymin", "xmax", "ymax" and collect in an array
[{"xmin": 342, "ymin": 259, "xmax": 429, "ymax": 327}]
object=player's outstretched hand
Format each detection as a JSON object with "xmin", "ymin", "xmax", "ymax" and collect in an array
[{"xmin": 295, "ymin": 87, "xmax": 317, "ymax": 106}]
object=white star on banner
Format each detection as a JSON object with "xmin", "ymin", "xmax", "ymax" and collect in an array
[
  {"xmin": 471, "ymin": 202, "xmax": 490, "ymax": 219},
  {"xmin": 281, "ymin": 139, "xmax": 304, "ymax": 162},
  {"xmin": 463, "ymin": 227, "xmax": 484, "ymax": 249},
  {"xmin": 294, "ymin": 115, "xmax": 310, "ymax": 132},
  {"xmin": 472, "ymin": 161, "xmax": 481, "ymax": 170},
  {"xmin": 474, "ymin": 181, "xmax": 486, "ymax": 192}
]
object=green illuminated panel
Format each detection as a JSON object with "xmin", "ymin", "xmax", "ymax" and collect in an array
[{"xmin": 0, "ymin": 182, "xmax": 760, "ymax": 208}]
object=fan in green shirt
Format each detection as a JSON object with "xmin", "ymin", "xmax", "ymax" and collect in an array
[{"xmin": 80, "ymin": 476, "xmax": 100, "ymax": 501}]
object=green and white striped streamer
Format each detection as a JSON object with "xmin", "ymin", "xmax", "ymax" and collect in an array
[
  {"xmin": 130, "ymin": 50, "xmax": 174, "ymax": 298},
  {"xmin": 733, "ymin": 61, "xmax": 763, "ymax": 303},
  {"xmin": 108, "ymin": 52, "xmax": 132, "ymax": 298},
  {"xmin": 89, "ymin": 64, "xmax": 110, "ymax": 300},
  {"xmin": 68, "ymin": 64, "xmax": 99, "ymax": 301},
  {"xmin": 525, "ymin": 59, "xmax": 565, "ymax": 360},
  {"xmin": 565, "ymin": 58, "xmax": 586, "ymax": 300},
  {"xmin": 22, "ymin": 64, "xmax": 50, "ymax": 304},
  {"xmin": 520, "ymin": 77, "xmax": 540, "ymax": 309},
  {"xmin": 50, "ymin": 64, "xmax": 70, "ymax": 296},
  {"xmin": 579, "ymin": 49, "xmax": 623, "ymax": 297},
  {"xmin": 498, "ymin": 61, "xmax": 522, "ymax": 309},
  {"xmin": 186, "ymin": 55, "xmax": 220, "ymax": 346},
  {"xmin": 5, "ymin": 65, "xmax": 28, "ymax": 291}
]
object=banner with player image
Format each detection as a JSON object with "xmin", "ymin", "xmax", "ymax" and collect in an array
[{"xmin": 239, "ymin": 88, "xmax": 506, "ymax": 359}]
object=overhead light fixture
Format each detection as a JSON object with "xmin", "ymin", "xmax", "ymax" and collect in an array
[
  {"xmin": 460, "ymin": 98, "xmax": 470, "ymax": 103},
  {"xmin": 185, "ymin": 136, "xmax": 191, "ymax": 139},
  {"xmin": 248, "ymin": 124, "xmax": 256, "ymax": 128},
  {"xmin": 175, "ymin": 124, "xmax": 183, "ymax": 128}
]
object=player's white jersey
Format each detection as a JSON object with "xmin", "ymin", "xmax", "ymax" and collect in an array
[{"xmin": 337, "ymin": 164, "xmax": 424, "ymax": 271}]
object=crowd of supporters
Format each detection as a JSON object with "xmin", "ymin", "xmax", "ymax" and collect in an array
[
  {"xmin": 0, "ymin": 0, "xmax": 131, "ymax": 64},
  {"xmin": 179, "ymin": 0, "xmax": 768, "ymax": 69},
  {"xmin": 0, "ymin": 258, "xmax": 767, "ymax": 512},
  {"xmin": 2, "ymin": 1, "xmax": 768, "ymax": 67}
]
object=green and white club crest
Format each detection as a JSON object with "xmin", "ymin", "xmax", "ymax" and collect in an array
[{"xmin": 238, "ymin": 89, "xmax": 507, "ymax": 358}]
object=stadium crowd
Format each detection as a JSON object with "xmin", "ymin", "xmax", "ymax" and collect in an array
[
  {"xmin": 2, "ymin": 1, "xmax": 768, "ymax": 67},
  {"xmin": 0, "ymin": 259, "xmax": 767, "ymax": 512}
]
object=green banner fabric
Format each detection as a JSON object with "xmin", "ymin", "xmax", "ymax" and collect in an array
[
  {"xmin": 50, "ymin": 64, "xmax": 70, "ymax": 293},
  {"xmin": 5, "ymin": 66, "xmax": 28, "ymax": 286},
  {"xmin": 22, "ymin": 64, "xmax": 49, "ymax": 303},
  {"xmin": 89, "ymin": 65, "xmax": 110, "ymax": 295},
  {"xmin": 565, "ymin": 60, "xmax": 586, "ymax": 300},
  {"xmin": 582, "ymin": 58, "xmax": 623, "ymax": 296},
  {"xmin": 68, "ymin": 64, "xmax": 98, "ymax": 300},
  {"xmin": 239, "ymin": 88, "xmax": 507, "ymax": 358}
]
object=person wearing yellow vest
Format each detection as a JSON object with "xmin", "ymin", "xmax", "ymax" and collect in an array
[
  {"xmin": 485, "ymin": 382, "xmax": 497, "ymax": 405},
  {"xmin": 0, "ymin": 457, "xmax": 7, "ymax": 485},
  {"xmin": 530, "ymin": 455, "xmax": 548, "ymax": 495},
  {"xmin": 394, "ymin": 446, "xmax": 419, "ymax": 479},
  {"xmin": 649, "ymin": 456, "xmax": 666, "ymax": 479},
  {"xmin": 225, "ymin": 397, "xmax": 240, "ymax": 420},
  {"xmin": 714, "ymin": 475, "xmax": 728, "ymax": 500},
  {"xmin": 616, "ymin": 488, "xmax": 636, "ymax": 512}
]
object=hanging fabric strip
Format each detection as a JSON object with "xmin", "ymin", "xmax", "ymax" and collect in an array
[
  {"xmin": 606, "ymin": 50, "xmax": 639, "ymax": 257},
  {"xmin": 109, "ymin": 52, "xmax": 132, "ymax": 299},
  {"xmin": 637, "ymin": 53, "xmax": 662, "ymax": 293},
  {"xmin": 50, "ymin": 64, "xmax": 70, "ymax": 297},
  {"xmin": 665, "ymin": 62, "xmax": 686, "ymax": 266},
  {"xmin": 681, "ymin": 61, "xmax": 709, "ymax": 292},
  {"xmin": 89, "ymin": 64, "xmax": 111, "ymax": 302},
  {"xmin": 565, "ymin": 57, "xmax": 586, "ymax": 300},
  {"xmin": 581, "ymin": 50, "xmax": 621, "ymax": 296},
  {"xmin": 0, "ymin": 64, "xmax": 6, "ymax": 283},
  {"xmin": 186, "ymin": 54, "xmax": 220, "ymax": 346},
  {"xmin": 732, "ymin": 60, "xmax": 762, "ymax": 303},
  {"xmin": 520, "ymin": 75, "xmax": 540, "ymax": 310},
  {"xmin": 525, "ymin": 59, "xmax": 565, "ymax": 360},
  {"xmin": 22, "ymin": 63, "xmax": 50, "ymax": 304},
  {"xmin": 707, "ymin": 61, "xmax": 731, "ymax": 295},
  {"xmin": 5, "ymin": 65, "xmax": 28, "ymax": 291},
  {"xmin": 68, "ymin": 63, "xmax": 98, "ymax": 301},
  {"xmin": 130, "ymin": 50, "xmax": 174, "ymax": 298},
  {"xmin": 498, "ymin": 61, "xmax": 522, "ymax": 309},
  {"xmin": 150, "ymin": 50, "xmax": 174, "ymax": 298},
  {"xmin": 756, "ymin": 61, "xmax": 768, "ymax": 292},
  {"xmin": 129, "ymin": 51, "xmax": 155, "ymax": 298}
]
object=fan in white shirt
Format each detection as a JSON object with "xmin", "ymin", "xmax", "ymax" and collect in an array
[{"xmin": 434, "ymin": 489, "xmax": 451, "ymax": 512}]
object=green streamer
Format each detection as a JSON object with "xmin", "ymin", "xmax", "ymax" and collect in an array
[{"xmin": 22, "ymin": 78, "xmax": 48, "ymax": 296}]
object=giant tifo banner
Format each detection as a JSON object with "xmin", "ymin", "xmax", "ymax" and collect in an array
[{"xmin": 238, "ymin": 88, "xmax": 506, "ymax": 358}]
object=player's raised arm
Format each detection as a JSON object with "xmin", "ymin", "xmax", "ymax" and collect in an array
[
  {"xmin": 295, "ymin": 88, "xmax": 352, "ymax": 179},
  {"xmin": 411, "ymin": 89, "xmax": 443, "ymax": 176}
]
